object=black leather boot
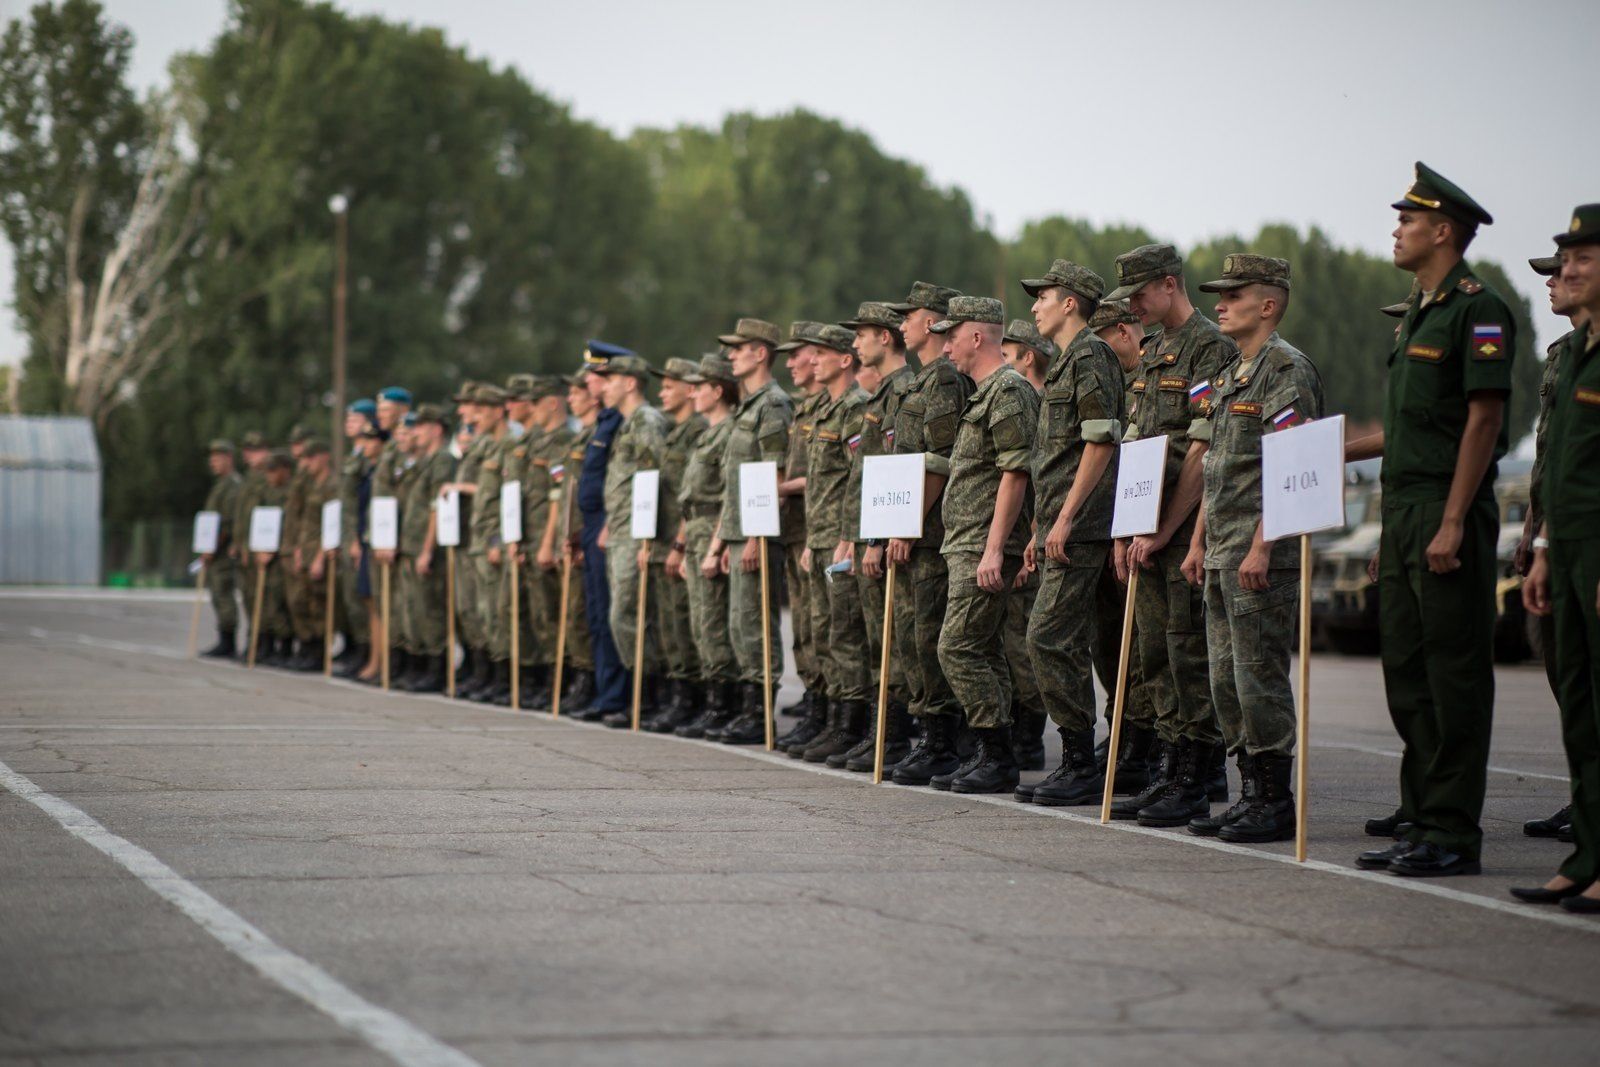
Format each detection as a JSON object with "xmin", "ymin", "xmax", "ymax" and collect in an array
[
  {"xmin": 387, "ymin": 649, "xmax": 412, "ymax": 686},
  {"xmin": 1136, "ymin": 739, "xmax": 1213, "ymax": 827},
  {"xmin": 779, "ymin": 692, "xmax": 829, "ymax": 755},
  {"xmin": 406, "ymin": 654, "xmax": 445, "ymax": 694},
  {"xmin": 809, "ymin": 700, "xmax": 867, "ymax": 764},
  {"xmin": 1110, "ymin": 738, "xmax": 1177, "ymax": 819},
  {"xmin": 931, "ymin": 729, "xmax": 985, "ymax": 791},
  {"xmin": 714, "ymin": 683, "xmax": 768, "ymax": 745},
  {"xmin": 1110, "ymin": 724, "xmax": 1155, "ymax": 795},
  {"xmin": 1219, "ymin": 752, "xmax": 1296, "ymax": 843},
  {"xmin": 523, "ymin": 664, "xmax": 552, "ymax": 710},
  {"xmin": 950, "ymin": 726, "xmax": 1020, "ymax": 794},
  {"xmin": 561, "ymin": 668, "xmax": 594, "ymax": 712},
  {"xmin": 457, "ymin": 649, "xmax": 490, "ymax": 700},
  {"xmin": 778, "ymin": 688, "xmax": 812, "ymax": 717},
  {"xmin": 477, "ymin": 660, "xmax": 510, "ymax": 705},
  {"xmin": 334, "ymin": 636, "xmax": 363, "ymax": 667},
  {"xmin": 517, "ymin": 664, "xmax": 542, "ymax": 708},
  {"xmin": 336, "ymin": 642, "xmax": 369, "ymax": 679},
  {"xmin": 843, "ymin": 700, "xmax": 911, "ymax": 773},
  {"xmin": 1028, "ymin": 728, "xmax": 1103, "ymax": 806},
  {"xmin": 1011, "ymin": 705, "xmax": 1048, "ymax": 771},
  {"xmin": 891, "ymin": 714, "xmax": 961, "ymax": 786},
  {"xmin": 294, "ymin": 638, "xmax": 324, "ymax": 672},
  {"xmin": 202, "ymin": 629, "xmax": 237, "ymax": 659},
  {"xmin": 775, "ymin": 690, "xmax": 815, "ymax": 746},
  {"xmin": 1189, "ymin": 751, "xmax": 1256, "ymax": 837},
  {"xmin": 1203, "ymin": 739, "xmax": 1229, "ymax": 802},
  {"xmin": 675, "ymin": 680, "xmax": 728, "ymax": 738},
  {"xmin": 646, "ymin": 680, "xmax": 696, "ymax": 733}
]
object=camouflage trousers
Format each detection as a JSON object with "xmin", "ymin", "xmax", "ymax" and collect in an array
[
  {"xmin": 562, "ymin": 555, "xmax": 592, "ymax": 670},
  {"xmin": 856, "ymin": 548, "xmax": 909, "ymax": 703},
  {"xmin": 901, "ymin": 546, "xmax": 960, "ymax": 719},
  {"xmin": 400, "ymin": 554, "xmax": 448, "ymax": 656},
  {"xmin": 1027, "ymin": 546, "xmax": 1109, "ymax": 734},
  {"xmin": 527, "ymin": 557, "xmax": 563, "ymax": 667},
  {"xmin": 684, "ymin": 517, "xmax": 736, "ymax": 683},
  {"xmin": 654, "ymin": 563, "xmax": 699, "ymax": 682},
  {"xmin": 1132, "ymin": 536, "xmax": 1218, "ymax": 745},
  {"xmin": 937, "ymin": 552, "xmax": 1022, "ymax": 729},
  {"xmin": 786, "ymin": 538, "xmax": 823, "ymax": 695},
  {"xmin": 1204, "ymin": 567, "xmax": 1298, "ymax": 757},
  {"xmin": 340, "ymin": 546, "xmax": 370, "ymax": 645},
  {"xmin": 726, "ymin": 538, "xmax": 784, "ymax": 688},
  {"xmin": 474, "ymin": 553, "xmax": 510, "ymax": 660},
  {"xmin": 606, "ymin": 532, "xmax": 659, "ymax": 675},
  {"xmin": 1006, "ymin": 565, "xmax": 1042, "ymax": 713},
  {"xmin": 455, "ymin": 548, "xmax": 486, "ymax": 651},
  {"xmin": 808, "ymin": 549, "xmax": 869, "ymax": 703},
  {"xmin": 250, "ymin": 557, "xmax": 291, "ymax": 640},
  {"xmin": 1096, "ymin": 559, "xmax": 1158, "ymax": 727},
  {"xmin": 286, "ymin": 560, "xmax": 329, "ymax": 644},
  {"xmin": 206, "ymin": 555, "xmax": 240, "ymax": 633},
  {"xmin": 492, "ymin": 554, "xmax": 537, "ymax": 667}
]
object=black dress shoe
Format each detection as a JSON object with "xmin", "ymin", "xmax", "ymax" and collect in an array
[
  {"xmin": 1509, "ymin": 880, "xmax": 1593, "ymax": 904},
  {"xmin": 1559, "ymin": 894, "xmax": 1600, "ymax": 914},
  {"xmin": 1388, "ymin": 842, "xmax": 1480, "ymax": 877},
  {"xmin": 1559, "ymin": 824, "xmax": 1575, "ymax": 843},
  {"xmin": 1356, "ymin": 840, "xmax": 1417, "ymax": 870},
  {"xmin": 1524, "ymin": 804, "xmax": 1573, "ymax": 838},
  {"xmin": 1365, "ymin": 809, "xmax": 1414, "ymax": 839}
]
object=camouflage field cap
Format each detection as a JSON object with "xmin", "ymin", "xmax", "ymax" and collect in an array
[
  {"xmin": 267, "ymin": 449, "xmax": 295, "ymax": 470},
  {"xmin": 241, "ymin": 431, "xmax": 269, "ymax": 450},
  {"xmin": 207, "ymin": 438, "xmax": 236, "ymax": 455},
  {"xmin": 885, "ymin": 280, "xmax": 962, "ymax": 315},
  {"xmin": 683, "ymin": 351, "xmax": 737, "ymax": 385},
  {"xmin": 591, "ymin": 353, "xmax": 653, "ymax": 381},
  {"xmin": 930, "ymin": 295, "xmax": 1005, "ymax": 334},
  {"xmin": 288, "ymin": 423, "xmax": 312, "ymax": 444},
  {"xmin": 1555, "ymin": 203, "xmax": 1600, "ymax": 247},
  {"xmin": 505, "ymin": 373, "xmax": 538, "ymax": 400},
  {"xmin": 653, "ymin": 357, "xmax": 701, "ymax": 382},
  {"xmin": 1003, "ymin": 319, "xmax": 1058, "ymax": 361},
  {"xmin": 840, "ymin": 301, "xmax": 905, "ymax": 330},
  {"xmin": 1198, "ymin": 253, "xmax": 1293, "ymax": 293},
  {"xmin": 777, "ymin": 320, "xmax": 828, "ymax": 353},
  {"xmin": 717, "ymin": 317, "xmax": 781, "ymax": 347},
  {"xmin": 472, "ymin": 383, "xmax": 508, "ymax": 405},
  {"xmin": 1529, "ymin": 255, "xmax": 1561, "ymax": 277},
  {"xmin": 529, "ymin": 375, "xmax": 565, "ymax": 400},
  {"xmin": 1087, "ymin": 299, "xmax": 1140, "ymax": 331},
  {"xmin": 414, "ymin": 402, "xmax": 450, "ymax": 426},
  {"xmin": 1105, "ymin": 244, "xmax": 1184, "ymax": 301},
  {"xmin": 1392, "ymin": 161, "xmax": 1492, "ymax": 228},
  {"xmin": 1020, "ymin": 259, "xmax": 1105, "ymax": 303},
  {"xmin": 795, "ymin": 321, "xmax": 857, "ymax": 354},
  {"xmin": 301, "ymin": 437, "xmax": 330, "ymax": 457},
  {"xmin": 450, "ymin": 380, "xmax": 479, "ymax": 402}
]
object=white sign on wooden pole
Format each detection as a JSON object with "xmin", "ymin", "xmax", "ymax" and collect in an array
[
  {"xmin": 248, "ymin": 506, "xmax": 284, "ymax": 553},
  {"xmin": 631, "ymin": 470, "xmax": 660, "ymax": 540},
  {"xmin": 436, "ymin": 490, "xmax": 461, "ymax": 547},
  {"xmin": 500, "ymin": 481, "xmax": 524, "ymax": 544},
  {"xmin": 737, "ymin": 461, "xmax": 781, "ymax": 539},
  {"xmin": 1261, "ymin": 414, "xmax": 1347, "ymax": 541},
  {"xmin": 859, "ymin": 453, "xmax": 925, "ymax": 540},
  {"xmin": 192, "ymin": 511, "xmax": 221, "ymax": 554},
  {"xmin": 320, "ymin": 500, "xmax": 342, "ymax": 552},
  {"xmin": 370, "ymin": 497, "xmax": 399, "ymax": 550},
  {"xmin": 1109, "ymin": 435, "xmax": 1169, "ymax": 538}
]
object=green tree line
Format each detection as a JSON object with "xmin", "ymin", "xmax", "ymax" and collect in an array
[{"xmin": 1, "ymin": 0, "xmax": 1543, "ymax": 529}]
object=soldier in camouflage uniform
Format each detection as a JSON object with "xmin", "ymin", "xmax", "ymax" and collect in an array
[
  {"xmin": 286, "ymin": 438, "xmax": 336, "ymax": 670},
  {"xmin": 671, "ymin": 353, "xmax": 741, "ymax": 737},
  {"xmin": 557, "ymin": 374, "xmax": 598, "ymax": 710},
  {"xmin": 232, "ymin": 432, "xmax": 272, "ymax": 660},
  {"xmin": 883, "ymin": 282, "xmax": 974, "ymax": 786},
  {"xmin": 253, "ymin": 451, "xmax": 296, "ymax": 662},
  {"xmin": 704, "ymin": 318, "xmax": 793, "ymax": 745},
  {"xmin": 930, "ymin": 297, "xmax": 1040, "ymax": 794},
  {"xmin": 1178, "ymin": 255, "xmax": 1325, "ymax": 841},
  {"xmin": 281, "ymin": 425, "xmax": 316, "ymax": 668},
  {"xmin": 791, "ymin": 323, "xmax": 872, "ymax": 765},
  {"xmin": 837, "ymin": 302, "xmax": 918, "ymax": 771},
  {"xmin": 642, "ymin": 358, "xmax": 707, "ymax": 732},
  {"xmin": 594, "ymin": 355, "xmax": 670, "ymax": 728},
  {"xmin": 1014, "ymin": 262, "xmax": 1124, "ymax": 806},
  {"xmin": 773, "ymin": 324, "xmax": 826, "ymax": 749},
  {"xmin": 497, "ymin": 375, "xmax": 542, "ymax": 701},
  {"xmin": 376, "ymin": 415, "xmax": 423, "ymax": 683},
  {"xmin": 521, "ymin": 377, "xmax": 575, "ymax": 710},
  {"xmin": 1110, "ymin": 244, "xmax": 1240, "ymax": 824},
  {"xmin": 396, "ymin": 404, "xmax": 455, "ymax": 694},
  {"xmin": 336, "ymin": 404, "xmax": 377, "ymax": 676},
  {"xmin": 464, "ymin": 383, "xmax": 512, "ymax": 703},
  {"xmin": 199, "ymin": 440, "xmax": 243, "ymax": 657}
]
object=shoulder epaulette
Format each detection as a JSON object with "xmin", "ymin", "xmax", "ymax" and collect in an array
[{"xmin": 1457, "ymin": 277, "xmax": 1483, "ymax": 295}]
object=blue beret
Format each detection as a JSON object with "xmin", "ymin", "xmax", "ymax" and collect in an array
[
  {"xmin": 378, "ymin": 386, "xmax": 413, "ymax": 405},
  {"xmin": 401, "ymin": 412, "xmax": 418, "ymax": 427},
  {"xmin": 583, "ymin": 339, "xmax": 635, "ymax": 366},
  {"xmin": 347, "ymin": 399, "xmax": 378, "ymax": 418}
]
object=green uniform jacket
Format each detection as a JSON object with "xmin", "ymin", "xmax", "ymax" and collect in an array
[
  {"xmin": 400, "ymin": 450, "xmax": 456, "ymax": 557},
  {"xmin": 604, "ymin": 404, "xmax": 669, "ymax": 535},
  {"xmin": 894, "ymin": 356, "xmax": 973, "ymax": 548},
  {"xmin": 1031, "ymin": 326, "xmax": 1125, "ymax": 546},
  {"xmin": 784, "ymin": 391, "xmax": 825, "ymax": 547},
  {"xmin": 720, "ymin": 380, "xmax": 793, "ymax": 541},
  {"xmin": 468, "ymin": 431, "xmax": 511, "ymax": 554},
  {"xmin": 203, "ymin": 472, "xmax": 243, "ymax": 554},
  {"xmin": 1126, "ymin": 309, "xmax": 1240, "ymax": 496},
  {"xmin": 1540, "ymin": 323, "xmax": 1600, "ymax": 539},
  {"xmin": 805, "ymin": 384, "xmax": 868, "ymax": 551},
  {"xmin": 941, "ymin": 366, "xmax": 1039, "ymax": 558},
  {"xmin": 1529, "ymin": 331, "xmax": 1573, "ymax": 531},
  {"xmin": 658, "ymin": 414, "xmax": 706, "ymax": 558},
  {"xmin": 845, "ymin": 363, "xmax": 915, "ymax": 542}
]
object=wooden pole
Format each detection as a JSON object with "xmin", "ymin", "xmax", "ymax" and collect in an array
[
  {"xmin": 509, "ymin": 555, "xmax": 521, "ymax": 710},
  {"xmin": 759, "ymin": 537, "xmax": 775, "ymax": 751},
  {"xmin": 247, "ymin": 563, "xmax": 266, "ymax": 669},
  {"xmin": 445, "ymin": 547, "xmax": 456, "ymax": 698},
  {"xmin": 631, "ymin": 544, "xmax": 650, "ymax": 731},
  {"xmin": 380, "ymin": 561, "xmax": 392, "ymax": 691},
  {"xmin": 872, "ymin": 561, "xmax": 896, "ymax": 783},
  {"xmin": 323, "ymin": 554, "xmax": 337, "ymax": 676},
  {"xmin": 1296, "ymin": 534, "xmax": 1313, "ymax": 862},
  {"xmin": 1099, "ymin": 566, "xmax": 1140, "ymax": 824},
  {"xmin": 552, "ymin": 553, "xmax": 571, "ymax": 717},
  {"xmin": 188, "ymin": 562, "xmax": 206, "ymax": 658}
]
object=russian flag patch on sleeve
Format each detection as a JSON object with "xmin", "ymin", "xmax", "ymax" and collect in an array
[
  {"xmin": 1271, "ymin": 405, "xmax": 1301, "ymax": 429},
  {"xmin": 846, "ymin": 432, "xmax": 862, "ymax": 452},
  {"xmin": 1472, "ymin": 322, "xmax": 1506, "ymax": 360}
]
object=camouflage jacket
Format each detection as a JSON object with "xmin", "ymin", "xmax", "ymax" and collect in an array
[
  {"xmin": 846, "ymin": 363, "xmax": 915, "ymax": 542},
  {"xmin": 468, "ymin": 430, "xmax": 511, "ymax": 554},
  {"xmin": 658, "ymin": 413, "xmax": 706, "ymax": 556},
  {"xmin": 399, "ymin": 449, "xmax": 455, "ymax": 556},
  {"xmin": 1032, "ymin": 326, "xmax": 1125, "ymax": 546},
  {"xmin": 202, "ymin": 472, "xmax": 242, "ymax": 553},
  {"xmin": 894, "ymin": 356, "xmax": 973, "ymax": 548},
  {"xmin": 1126, "ymin": 309, "xmax": 1240, "ymax": 495},
  {"xmin": 720, "ymin": 379, "xmax": 793, "ymax": 541},
  {"xmin": 941, "ymin": 365, "xmax": 1039, "ymax": 558},
  {"xmin": 604, "ymin": 403, "xmax": 668, "ymax": 538},
  {"xmin": 783, "ymin": 389, "xmax": 826, "ymax": 546},
  {"xmin": 805, "ymin": 384, "xmax": 868, "ymax": 551}
]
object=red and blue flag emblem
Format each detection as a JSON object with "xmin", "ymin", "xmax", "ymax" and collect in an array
[
  {"xmin": 1472, "ymin": 323, "xmax": 1505, "ymax": 360},
  {"xmin": 1271, "ymin": 405, "xmax": 1300, "ymax": 428}
]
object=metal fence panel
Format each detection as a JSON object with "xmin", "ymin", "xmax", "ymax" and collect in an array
[{"xmin": 0, "ymin": 416, "xmax": 103, "ymax": 585}]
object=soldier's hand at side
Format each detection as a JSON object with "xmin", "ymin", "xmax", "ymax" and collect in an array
[
  {"xmin": 1180, "ymin": 543, "xmax": 1204, "ymax": 587},
  {"xmin": 1424, "ymin": 518, "xmax": 1463, "ymax": 575},
  {"xmin": 1012, "ymin": 566, "xmax": 1029, "ymax": 590},
  {"xmin": 1238, "ymin": 543, "xmax": 1270, "ymax": 592},
  {"xmin": 740, "ymin": 539, "xmax": 760, "ymax": 574},
  {"xmin": 833, "ymin": 541, "xmax": 853, "ymax": 568},
  {"xmin": 800, "ymin": 547, "xmax": 813, "ymax": 572},
  {"xmin": 977, "ymin": 546, "xmax": 1005, "ymax": 593},
  {"xmin": 1022, "ymin": 541, "xmax": 1037, "ymax": 575},
  {"xmin": 1044, "ymin": 513, "xmax": 1073, "ymax": 564},
  {"xmin": 415, "ymin": 549, "xmax": 432, "ymax": 577},
  {"xmin": 1366, "ymin": 550, "xmax": 1380, "ymax": 584},
  {"xmin": 887, "ymin": 537, "xmax": 912, "ymax": 567},
  {"xmin": 636, "ymin": 544, "xmax": 649, "ymax": 573},
  {"xmin": 1128, "ymin": 535, "xmax": 1161, "ymax": 570},
  {"xmin": 537, "ymin": 543, "xmax": 556, "ymax": 570},
  {"xmin": 719, "ymin": 547, "xmax": 731, "ymax": 576},
  {"xmin": 487, "ymin": 545, "xmax": 502, "ymax": 566},
  {"xmin": 1113, "ymin": 539, "xmax": 1130, "ymax": 583},
  {"xmin": 1523, "ymin": 549, "xmax": 1551, "ymax": 616},
  {"xmin": 862, "ymin": 544, "xmax": 884, "ymax": 579},
  {"xmin": 665, "ymin": 546, "xmax": 684, "ymax": 578},
  {"xmin": 700, "ymin": 549, "xmax": 720, "ymax": 580},
  {"xmin": 597, "ymin": 524, "xmax": 609, "ymax": 551},
  {"xmin": 309, "ymin": 554, "xmax": 325, "ymax": 581}
]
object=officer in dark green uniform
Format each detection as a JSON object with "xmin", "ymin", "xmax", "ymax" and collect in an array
[
  {"xmin": 1348, "ymin": 163, "xmax": 1516, "ymax": 877},
  {"xmin": 1518, "ymin": 203, "xmax": 1600, "ymax": 913}
]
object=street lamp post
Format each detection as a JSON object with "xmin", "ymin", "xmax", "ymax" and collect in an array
[{"xmin": 329, "ymin": 194, "xmax": 349, "ymax": 466}]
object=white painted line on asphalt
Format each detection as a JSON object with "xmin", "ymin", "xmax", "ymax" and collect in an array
[
  {"xmin": 0, "ymin": 757, "xmax": 483, "ymax": 1067},
  {"xmin": 1316, "ymin": 739, "xmax": 1570, "ymax": 783}
]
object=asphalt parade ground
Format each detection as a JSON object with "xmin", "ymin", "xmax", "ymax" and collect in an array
[{"xmin": 2, "ymin": 590, "xmax": 1597, "ymax": 1066}]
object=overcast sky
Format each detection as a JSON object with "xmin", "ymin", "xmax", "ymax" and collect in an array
[{"xmin": 3, "ymin": 0, "xmax": 1595, "ymax": 366}]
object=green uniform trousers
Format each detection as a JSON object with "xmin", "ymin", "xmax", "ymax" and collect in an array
[
  {"xmin": 856, "ymin": 550, "xmax": 908, "ymax": 703},
  {"xmin": 606, "ymin": 533, "xmax": 658, "ymax": 674},
  {"xmin": 340, "ymin": 548, "xmax": 369, "ymax": 645},
  {"xmin": 1132, "ymin": 536, "xmax": 1217, "ymax": 745},
  {"xmin": 906, "ymin": 546, "xmax": 960, "ymax": 720},
  {"xmin": 206, "ymin": 556, "xmax": 240, "ymax": 633},
  {"xmin": 1097, "ymin": 561, "xmax": 1155, "ymax": 727},
  {"xmin": 257, "ymin": 557, "xmax": 291, "ymax": 639},
  {"xmin": 809, "ymin": 550, "xmax": 868, "ymax": 703},
  {"xmin": 456, "ymin": 549, "xmax": 485, "ymax": 651},
  {"xmin": 786, "ymin": 540, "xmax": 822, "ymax": 695},
  {"xmin": 654, "ymin": 565, "xmax": 699, "ymax": 682},
  {"xmin": 685, "ymin": 517, "xmax": 736, "ymax": 684},
  {"xmin": 474, "ymin": 553, "xmax": 508, "ymax": 660},
  {"xmin": 1027, "ymin": 546, "xmax": 1110, "ymax": 733},
  {"xmin": 527, "ymin": 558, "xmax": 562, "ymax": 667},
  {"xmin": 1205, "ymin": 567, "xmax": 1298, "ymax": 757},
  {"xmin": 937, "ymin": 552, "xmax": 1022, "ymax": 729},
  {"xmin": 400, "ymin": 554, "xmax": 448, "ymax": 656},
  {"xmin": 727, "ymin": 538, "xmax": 784, "ymax": 689},
  {"xmin": 563, "ymin": 555, "xmax": 592, "ymax": 671},
  {"xmin": 1378, "ymin": 497, "xmax": 1496, "ymax": 859},
  {"xmin": 1549, "ymin": 536, "xmax": 1600, "ymax": 885},
  {"xmin": 1006, "ymin": 567, "xmax": 1042, "ymax": 714}
]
